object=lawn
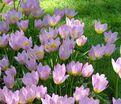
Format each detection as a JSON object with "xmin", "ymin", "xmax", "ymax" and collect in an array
[{"xmin": 0, "ymin": 0, "xmax": 121, "ymax": 103}]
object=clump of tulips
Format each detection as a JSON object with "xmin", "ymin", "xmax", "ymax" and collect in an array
[{"xmin": 0, "ymin": 0, "xmax": 121, "ymax": 104}]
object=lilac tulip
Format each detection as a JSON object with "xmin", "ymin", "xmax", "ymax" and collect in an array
[
  {"xmin": 53, "ymin": 64, "xmax": 69, "ymax": 84},
  {"xmin": 59, "ymin": 38, "xmax": 75, "ymax": 60},
  {"xmin": 67, "ymin": 61, "xmax": 83, "ymax": 76},
  {"xmin": 35, "ymin": 19, "xmax": 43, "ymax": 29},
  {"xmin": 9, "ymin": 30, "xmax": 24, "ymax": 50},
  {"xmin": 32, "ymin": 8, "xmax": 43, "ymax": 17},
  {"xmin": 113, "ymin": 98, "xmax": 121, "ymax": 104},
  {"xmin": 54, "ymin": 9, "xmax": 65, "ymax": 17},
  {"xmin": 37, "ymin": 63, "xmax": 51, "ymax": 80},
  {"xmin": 39, "ymin": 28, "xmax": 58, "ymax": 44},
  {"xmin": 30, "ymin": 45, "xmax": 44, "ymax": 60},
  {"xmin": 79, "ymin": 96, "xmax": 100, "ymax": 104},
  {"xmin": 59, "ymin": 45, "xmax": 73, "ymax": 60},
  {"xmin": 76, "ymin": 35, "xmax": 87, "ymax": 47},
  {"xmin": 5, "ymin": 9, "xmax": 22, "ymax": 24},
  {"xmin": 81, "ymin": 63, "xmax": 94, "ymax": 77},
  {"xmin": 41, "ymin": 94, "xmax": 75, "ymax": 104},
  {"xmin": 25, "ymin": 58, "xmax": 37, "ymax": 71},
  {"xmin": 58, "ymin": 25, "xmax": 70, "ymax": 39},
  {"xmin": 95, "ymin": 21, "xmax": 108, "ymax": 34},
  {"xmin": 20, "ymin": 0, "xmax": 31, "ymax": 16},
  {"xmin": 74, "ymin": 85, "xmax": 90, "ymax": 101},
  {"xmin": 21, "ymin": 36, "xmax": 32, "ymax": 50},
  {"xmin": 0, "ymin": 34, "xmax": 9, "ymax": 48},
  {"xmin": 0, "ymin": 21, "xmax": 9, "ymax": 33},
  {"xmin": 43, "ymin": 14, "xmax": 61, "ymax": 27},
  {"xmin": 88, "ymin": 44, "xmax": 105, "ymax": 60},
  {"xmin": 17, "ymin": 20, "xmax": 29, "ymax": 31},
  {"xmin": 66, "ymin": 17, "xmax": 84, "ymax": 28},
  {"xmin": 35, "ymin": 85, "xmax": 47, "ymax": 99},
  {"xmin": 5, "ymin": 66, "xmax": 16, "ymax": 77},
  {"xmin": 15, "ymin": 50, "xmax": 28, "ymax": 64},
  {"xmin": 112, "ymin": 57, "xmax": 121, "ymax": 78},
  {"xmin": 19, "ymin": 85, "xmax": 36, "ymax": 103},
  {"xmin": 64, "ymin": 8, "xmax": 77, "ymax": 18},
  {"xmin": 3, "ymin": 74, "xmax": 14, "ymax": 88},
  {"xmin": 2, "ymin": 87, "xmax": 18, "ymax": 104},
  {"xmin": 104, "ymin": 43, "xmax": 115, "ymax": 56},
  {"xmin": 0, "ymin": 57, "xmax": 9, "ymax": 70},
  {"xmin": 44, "ymin": 38, "xmax": 61, "ymax": 52},
  {"xmin": 22, "ymin": 71, "xmax": 39, "ymax": 86},
  {"xmin": 104, "ymin": 31, "xmax": 118, "ymax": 43},
  {"xmin": 92, "ymin": 73, "xmax": 108, "ymax": 93}
]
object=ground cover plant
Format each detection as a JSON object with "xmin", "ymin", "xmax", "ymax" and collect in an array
[{"xmin": 0, "ymin": 0, "xmax": 121, "ymax": 104}]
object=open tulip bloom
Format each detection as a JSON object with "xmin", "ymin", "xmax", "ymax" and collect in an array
[{"xmin": 0, "ymin": 0, "xmax": 120, "ymax": 104}]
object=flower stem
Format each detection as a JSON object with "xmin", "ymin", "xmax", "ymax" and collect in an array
[
  {"xmin": 0, "ymin": 3, "xmax": 5, "ymax": 12},
  {"xmin": 70, "ymin": 76, "xmax": 74, "ymax": 96},
  {"xmin": 115, "ymin": 75, "xmax": 119, "ymax": 98},
  {"xmin": 59, "ymin": 85, "xmax": 61, "ymax": 96}
]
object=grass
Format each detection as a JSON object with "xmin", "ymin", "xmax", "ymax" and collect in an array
[{"xmin": 0, "ymin": 0, "xmax": 121, "ymax": 103}]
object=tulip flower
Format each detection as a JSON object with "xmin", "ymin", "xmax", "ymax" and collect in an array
[
  {"xmin": 64, "ymin": 8, "xmax": 77, "ymax": 18},
  {"xmin": 0, "ymin": 57, "xmax": 9, "ymax": 70},
  {"xmin": 104, "ymin": 31, "xmax": 118, "ymax": 44},
  {"xmin": 76, "ymin": 35, "xmax": 87, "ymax": 47},
  {"xmin": 0, "ymin": 21, "xmax": 9, "ymax": 33},
  {"xmin": 43, "ymin": 14, "xmax": 61, "ymax": 27},
  {"xmin": 21, "ymin": 36, "xmax": 32, "ymax": 50},
  {"xmin": 17, "ymin": 20, "xmax": 29, "ymax": 31},
  {"xmin": 0, "ymin": 34, "xmax": 9, "ymax": 48},
  {"xmin": 37, "ymin": 63, "xmax": 51, "ymax": 80},
  {"xmin": 79, "ymin": 96, "xmax": 100, "ymax": 104},
  {"xmin": 35, "ymin": 85, "xmax": 47, "ymax": 99},
  {"xmin": 88, "ymin": 44, "xmax": 105, "ymax": 60},
  {"xmin": 22, "ymin": 71, "xmax": 39, "ymax": 86},
  {"xmin": 39, "ymin": 28, "xmax": 58, "ymax": 44},
  {"xmin": 95, "ymin": 21, "xmax": 107, "ymax": 34},
  {"xmin": 44, "ymin": 38, "xmax": 61, "ymax": 52},
  {"xmin": 112, "ymin": 98, "xmax": 121, "ymax": 104},
  {"xmin": 59, "ymin": 38, "xmax": 75, "ymax": 60},
  {"xmin": 5, "ymin": 66, "xmax": 16, "ymax": 77},
  {"xmin": 41, "ymin": 94, "xmax": 75, "ymax": 104},
  {"xmin": 19, "ymin": 85, "xmax": 36, "ymax": 103},
  {"xmin": 67, "ymin": 61, "xmax": 83, "ymax": 76},
  {"xmin": 53, "ymin": 64, "xmax": 69, "ymax": 84},
  {"xmin": 9, "ymin": 30, "xmax": 24, "ymax": 51},
  {"xmin": 3, "ymin": 74, "xmax": 14, "ymax": 88},
  {"xmin": 15, "ymin": 50, "xmax": 28, "ymax": 64},
  {"xmin": 66, "ymin": 17, "xmax": 84, "ymax": 28},
  {"xmin": 5, "ymin": 9, "xmax": 22, "ymax": 24},
  {"xmin": 81, "ymin": 63, "xmax": 94, "ymax": 77},
  {"xmin": 92, "ymin": 73, "xmax": 108, "ymax": 93},
  {"xmin": 112, "ymin": 57, "xmax": 121, "ymax": 78},
  {"xmin": 54, "ymin": 9, "xmax": 65, "ymax": 17},
  {"xmin": 74, "ymin": 85, "xmax": 90, "ymax": 101},
  {"xmin": 25, "ymin": 58, "xmax": 37, "ymax": 71},
  {"xmin": 104, "ymin": 43, "xmax": 115, "ymax": 56},
  {"xmin": 29, "ymin": 45, "xmax": 44, "ymax": 60},
  {"xmin": 35, "ymin": 19, "xmax": 43, "ymax": 29},
  {"xmin": 58, "ymin": 25, "xmax": 70, "ymax": 39}
]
